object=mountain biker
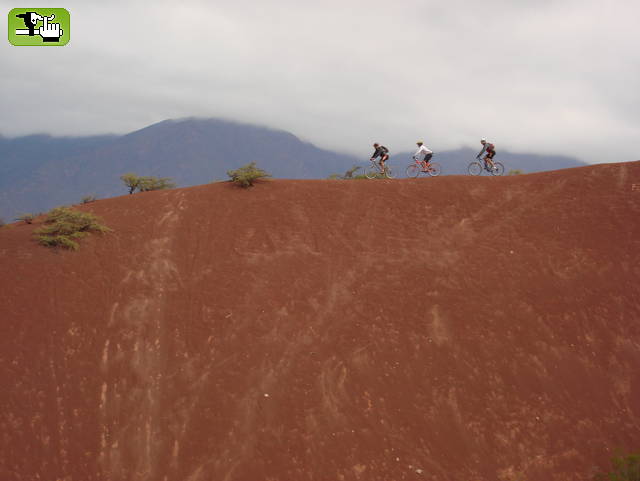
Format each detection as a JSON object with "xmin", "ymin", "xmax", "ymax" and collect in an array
[
  {"xmin": 371, "ymin": 143, "xmax": 390, "ymax": 172},
  {"xmin": 413, "ymin": 141, "xmax": 433, "ymax": 170},
  {"xmin": 477, "ymin": 138, "xmax": 497, "ymax": 170}
]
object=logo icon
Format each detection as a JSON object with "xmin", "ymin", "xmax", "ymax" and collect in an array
[{"xmin": 8, "ymin": 8, "xmax": 69, "ymax": 46}]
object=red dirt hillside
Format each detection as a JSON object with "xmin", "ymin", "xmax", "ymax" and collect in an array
[{"xmin": 1, "ymin": 162, "xmax": 639, "ymax": 481}]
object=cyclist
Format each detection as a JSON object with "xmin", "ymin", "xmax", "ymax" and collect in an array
[
  {"xmin": 370, "ymin": 143, "xmax": 390, "ymax": 173},
  {"xmin": 477, "ymin": 138, "xmax": 497, "ymax": 171},
  {"xmin": 413, "ymin": 141, "xmax": 433, "ymax": 170}
]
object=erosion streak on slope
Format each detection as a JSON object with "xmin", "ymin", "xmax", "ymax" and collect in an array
[
  {"xmin": 0, "ymin": 161, "xmax": 639, "ymax": 481},
  {"xmin": 99, "ymin": 191, "xmax": 186, "ymax": 480}
]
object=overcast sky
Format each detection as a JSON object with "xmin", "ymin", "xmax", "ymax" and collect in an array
[{"xmin": 1, "ymin": 0, "xmax": 639, "ymax": 162}]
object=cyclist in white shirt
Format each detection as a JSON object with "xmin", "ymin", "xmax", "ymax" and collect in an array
[{"xmin": 413, "ymin": 141, "xmax": 433, "ymax": 170}]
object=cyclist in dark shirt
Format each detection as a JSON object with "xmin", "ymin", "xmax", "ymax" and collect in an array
[
  {"xmin": 371, "ymin": 143, "xmax": 390, "ymax": 173},
  {"xmin": 477, "ymin": 138, "xmax": 497, "ymax": 171}
]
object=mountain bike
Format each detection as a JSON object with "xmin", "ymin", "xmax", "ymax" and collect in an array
[
  {"xmin": 467, "ymin": 158, "xmax": 504, "ymax": 176},
  {"xmin": 364, "ymin": 159, "xmax": 394, "ymax": 179},
  {"xmin": 406, "ymin": 158, "xmax": 442, "ymax": 178}
]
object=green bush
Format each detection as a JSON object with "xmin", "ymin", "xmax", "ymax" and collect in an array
[
  {"xmin": 328, "ymin": 165, "xmax": 363, "ymax": 180},
  {"xmin": 121, "ymin": 173, "xmax": 141, "ymax": 194},
  {"xmin": 594, "ymin": 453, "xmax": 640, "ymax": 481},
  {"xmin": 35, "ymin": 206, "xmax": 110, "ymax": 250},
  {"xmin": 508, "ymin": 169, "xmax": 524, "ymax": 175},
  {"xmin": 138, "ymin": 176, "xmax": 176, "ymax": 192},
  {"xmin": 342, "ymin": 165, "xmax": 362, "ymax": 179},
  {"xmin": 81, "ymin": 195, "xmax": 97, "ymax": 204},
  {"xmin": 227, "ymin": 162, "xmax": 271, "ymax": 188},
  {"xmin": 120, "ymin": 173, "xmax": 176, "ymax": 194},
  {"xmin": 15, "ymin": 213, "xmax": 35, "ymax": 224}
]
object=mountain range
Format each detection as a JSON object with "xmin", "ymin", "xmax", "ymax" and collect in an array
[{"xmin": 0, "ymin": 117, "xmax": 589, "ymax": 221}]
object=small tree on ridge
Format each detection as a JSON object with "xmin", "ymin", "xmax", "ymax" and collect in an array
[
  {"xmin": 121, "ymin": 173, "xmax": 176, "ymax": 194},
  {"xmin": 227, "ymin": 162, "xmax": 271, "ymax": 188}
]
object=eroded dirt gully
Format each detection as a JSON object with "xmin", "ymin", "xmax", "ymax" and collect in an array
[{"xmin": 1, "ymin": 161, "xmax": 639, "ymax": 481}]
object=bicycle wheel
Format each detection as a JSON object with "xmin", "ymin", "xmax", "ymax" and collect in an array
[
  {"xmin": 491, "ymin": 162, "xmax": 504, "ymax": 176},
  {"xmin": 364, "ymin": 165, "xmax": 379, "ymax": 179},
  {"xmin": 384, "ymin": 166, "xmax": 394, "ymax": 179},
  {"xmin": 406, "ymin": 164, "xmax": 420, "ymax": 178},
  {"xmin": 427, "ymin": 162, "xmax": 442, "ymax": 177},
  {"xmin": 468, "ymin": 162, "xmax": 482, "ymax": 176}
]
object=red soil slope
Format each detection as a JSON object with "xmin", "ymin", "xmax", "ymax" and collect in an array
[{"xmin": 1, "ymin": 162, "xmax": 639, "ymax": 481}]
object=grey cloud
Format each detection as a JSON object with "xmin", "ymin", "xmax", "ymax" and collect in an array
[{"xmin": 1, "ymin": 0, "xmax": 639, "ymax": 162}]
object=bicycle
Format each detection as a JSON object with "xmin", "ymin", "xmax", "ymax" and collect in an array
[
  {"xmin": 467, "ymin": 157, "xmax": 504, "ymax": 176},
  {"xmin": 364, "ymin": 159, "xmax": 394, "ymax": 179},
  {"xmin": 405, "ymin": 157, "xmax": 442, "ymax": 178}
]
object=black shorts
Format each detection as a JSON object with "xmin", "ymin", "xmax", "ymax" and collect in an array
[
  {"xmin": 486, "ymin": 150, "xmax": 496, "ymax": 159},
  {"xmin": 423, "ymin": 153, "xmax": 433, "ymax": 163}
]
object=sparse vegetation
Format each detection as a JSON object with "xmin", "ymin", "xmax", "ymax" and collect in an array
[
  {"xmin": 227, "ymin": 162, "xmax": 271, "ymax": 187},
  {"xmin": 0, "ymin": 218, "xmax": 5, "ymax": 227},
  {"xmin": 120, "ymin": 173, "xmax": 176, "ymax": 194},
  {"xmin": 343, "ymin": 165, "xmax": 362, "ymax": 179},
  {"xmin": 328, "ymin": 165, "xmax": 363, "ymax": 180},
  {"xmin": 121, "ymin": 173, "xmax": 141, "ymax": 194},
  {"xmin": 139, "ymin": 176, "xmax": 176, "ymax": 192},
  {"xmin": 594, "ymin": 453, "xmax": 640, "ymax": 481},
  {"xmin": 15, "ymin": 213, "xmax": 35, "ymax": 224},
  {"xmin": 508, "ymin": 169, "xmax": 524, "ymax": 175},
  {"xmin": 81, "ymin": 195, "xmax": 97, "ymax": 204},
  {"xmin": 35, "ymin": 206, "xmax": 110, "ymax": 250}
]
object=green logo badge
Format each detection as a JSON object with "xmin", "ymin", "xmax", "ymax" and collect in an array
[{"xmin": 8, "ymin": 8, "xmax": 70, "ymax": 46}]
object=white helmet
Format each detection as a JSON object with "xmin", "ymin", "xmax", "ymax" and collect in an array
[{"xmin": 480, "ymin": 138, "xmax": 486, "ymax": 143}]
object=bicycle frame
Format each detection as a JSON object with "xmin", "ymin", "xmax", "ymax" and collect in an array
[
  {"xmin": 406, "ymin": 157, "xmax": 441, "ymax": 177},
  {"xmin": 411, "ymin": 158, "xmax": 429, "ymax": 170},
  {"xmin": 369, "ymin": 159, "xmax": 386, "ymax": 172},
  {"xmin": 365, "ymin": 158, "xmax": 393, "ymax": 179}
]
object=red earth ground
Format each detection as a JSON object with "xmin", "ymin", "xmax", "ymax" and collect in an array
[{"xmin": 1, "ymin": 162, "xmax": 639, "ymax": 481}]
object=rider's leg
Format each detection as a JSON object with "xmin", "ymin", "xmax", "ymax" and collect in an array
[
  {"xmin": 423, "ymin": 153, "xmax": 433, "ymax": 170},
  {"xmin": 486, "ymin": 153, "xmax": 496, "ymax": 169},
  {"xmin": 484, "ymin": 155, "xmax": 495, "ymax": 170},
  {"xmin": 380, "ymin": 155, "xmax": 389, "ymax": 173}
]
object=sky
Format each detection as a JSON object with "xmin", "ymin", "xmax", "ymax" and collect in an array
[{"xmin": 1, "ymin": 0, "xmax": 639, "ymax": 163}]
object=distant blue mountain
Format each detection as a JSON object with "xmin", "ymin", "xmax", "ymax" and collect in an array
[
  {"xmin": 0, "ymin": 118, "xmax": 358, "ymax": 220},
  {"xmin": 0, "ymin": 118, "xmax": 587, "ymax": 221}
]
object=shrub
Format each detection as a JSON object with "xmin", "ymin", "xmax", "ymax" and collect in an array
[
  {"xmin": 138, "ymin": 176, "xmax": 176, "ymax": 192},
  {"xmin": 508, "ymin": 169, "xmax": 524, "ymax": 175},
  {"xmin": 121, "ymin": 173, "xmax": 176, "ymax": 194},
  {"xmin": 35, "ymin": 206, "xmax": 110, "ymax": 250},
  {"xmin": 594, "ymin": 453, "xmax": 640, "ymax": 481},
  {"xmin": 15, "ymin": 213, "xmax": 35, "ymax": 224},
  {"xmin": 227, "ymin": 162, "xmax": 271, "ymax": 188},
  {"xmin": 81, "ymin": 195, "xmax": 97, "ymax": 204},
  {"xmin": 0, "ymin": 218, "xmax": 5, "ymax": 227},
  {"xmin": 328, "ymin": 165, "xmax": 363, "ymax": 180},
  {"xmin": 121, "ymin": 173, "xmax": 141, "ymax": 194},
  {"xmin": 342, "ymin": 165, "xmax": 362, "ymax": 179}
]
